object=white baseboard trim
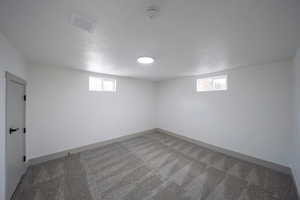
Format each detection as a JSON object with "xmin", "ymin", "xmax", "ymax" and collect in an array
[
  {"xmin": 28, "ymin": 129, "xmax": 156, "ymax": 165},
  {"xmin": 28, "ymin": 128, "xmax": 291, "ymax": 175},
  {"xmin": 28, "ymin": 127, "xmax": 298, "ymax": 198},
  {"xmin": 155, "ymin": 128, "xmax": 292, "ymax": 175}
]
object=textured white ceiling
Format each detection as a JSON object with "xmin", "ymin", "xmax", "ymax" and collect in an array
[{"xmin": 0, "ymin": 0, "xmax": 299, "ymax": 81}]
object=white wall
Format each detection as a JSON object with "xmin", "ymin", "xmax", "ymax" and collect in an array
[
  {"xmin": 0, "ymin": 30, "xmax": 297, "ymax": 197},
  {"xmin": 27, "ymin": 65, "xmax": 156, "ymax": 159},
  {"xmin": 291, "ymin": 48, "xmax": 300, "ymax": 190},
  {"xmin": 0, "ymin": 33, "xmax": 27, "ymax": 200},
  {"xmin": 157, "ymin": 60, "xmax": 293, "ymax": 166}
]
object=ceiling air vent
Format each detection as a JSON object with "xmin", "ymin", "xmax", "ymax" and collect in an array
[{"xmin": 70, "ymin": 13, "xmax": 96, "ymax": 33}]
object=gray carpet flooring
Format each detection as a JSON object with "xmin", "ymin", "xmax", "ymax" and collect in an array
[{"xmin": 12, "ymin": 132, "xmax": 298, "ymax": 200}]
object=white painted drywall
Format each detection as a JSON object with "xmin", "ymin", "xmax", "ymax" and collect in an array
[
  {"xmin": 0, "ymin": 32, "xmax": 27, "ymax": 200},
  {"xmin": 157, "ymin": 60, "xmax": 293, "ymax": 166},
  {"xmin": 26, "ymin": 65, "xmax": 156, "ymax": 159},
  {"xmin": 0, "ymin": 30, "xmax": 298, "ymax": 197},
  {"xmin": 291, "ymin": 48, "xmax": 300, "ymax": 191}
]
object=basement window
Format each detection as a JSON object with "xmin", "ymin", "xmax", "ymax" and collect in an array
[
  {"xmin": 89, "ymin": 76, "xmax": 116, "ymax": 92},
  {"xmin": 102, "ymin": 78, "xmax": 116, "ymax": 92},
  {"xmin": 197, "ymin": 75, "xmax": 227, "ymax": 92}
]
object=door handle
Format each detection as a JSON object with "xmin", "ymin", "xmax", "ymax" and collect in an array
[{"xmin": 9, "ymin": 128, "xmax": 19, "ymax": 134}]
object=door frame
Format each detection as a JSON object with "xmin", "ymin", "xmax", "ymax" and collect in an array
[{"xmin": 5, "ymin": 72, "xmax": 27, "ymax": 200}]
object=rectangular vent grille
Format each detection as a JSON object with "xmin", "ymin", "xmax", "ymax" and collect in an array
[{"xmin": 70, "ymin": 14, "xmax": 96, "ymax": 33}]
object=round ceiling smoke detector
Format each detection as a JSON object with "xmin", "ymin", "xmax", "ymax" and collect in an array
[{"xmin": 146, "ymin": 5, "xmax": 160, "ymax": 19}]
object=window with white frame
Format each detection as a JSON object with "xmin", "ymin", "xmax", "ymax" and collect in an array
[
  {"xmin": 89, "ymin": 76, "xmax": 116, "ymax": 92},
  {"xmin": 197, "ymin": 75, "xmax": 227, "ymax": 92}
]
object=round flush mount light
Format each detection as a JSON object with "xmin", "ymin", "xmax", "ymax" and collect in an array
[{"xmin": 137, "ymin": 57, "xmax": 154, "ymax": 64}]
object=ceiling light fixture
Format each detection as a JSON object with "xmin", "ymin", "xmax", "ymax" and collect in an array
[{"xmin": 137, "ymin": 57, "xmax": 154, "ymax": 64}]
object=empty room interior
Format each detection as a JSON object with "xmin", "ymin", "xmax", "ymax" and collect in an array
[{"xmin": 1, "ymin": 0, "xmax": 300, "ymax": 200}]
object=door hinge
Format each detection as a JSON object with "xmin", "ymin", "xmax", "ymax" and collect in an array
[
  {"xmin": 23, "ymin": 95, "xmax": 26, "ymax": 101},
  {"xmin": 23, "ymin": 156, "xmax": 26, "ymax": 162},
  {"xmin": 23, "ymin": 128, "xmax": 26, "ymax": 134}
]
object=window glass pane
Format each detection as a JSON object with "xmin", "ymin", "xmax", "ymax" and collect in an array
[
  {"xmin": 89, "ymin": 76, "xmax": 102, "ymax": 91},
  {"xmin": 102, "ymin": 79, "xmax": 116, "ymax": 91},
  {"xmin": 213, "ymin": 77, "xmax": 227, "ymax": 90},
  {"xmin": 197, "ymin": 75, "xmax": 227, "ymax": 92},
  {"xmin": 197, "ymin": 78, "xmax": 213, "ymax": 91}
]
